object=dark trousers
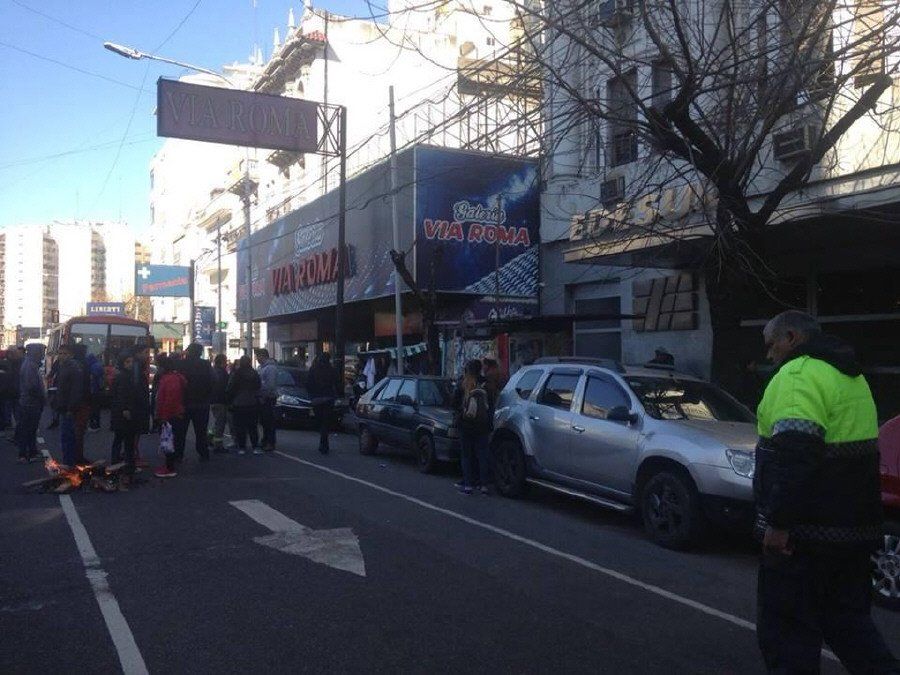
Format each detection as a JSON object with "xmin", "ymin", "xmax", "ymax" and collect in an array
[
  {"xmin": 459, "ymin": 429, "xmax": 491, "ymax": 488},
  {"xmin": 174, "ymin": 406, "xmax": 210, "ymax": 459},
  {"xmin": 60, "ymin": 414, "xmax": 77, "ymax": 466},
  {"xmin": 757, "ymin": 550, "xmax": 900, "ymax": 674},
  {"xmin": 73, "ymin": 403, "xmax": 91, "ymax": 460},
  {"xmin": 111, "ymin": 427, "xmax": 137, "ymax": 472},
  {"xmin": 313, "ymin": 401, "xmax": 333, "ymax": 451},
  {"xmin": 259, "ymin": 399, "xmax": 277, "ymax": 450},
  {"xmin": 16, "ymin": 404, "xmax": 42, "ymax": 459},
  {"xmin": 232, "ymin": 406, "xmax": 259, "ymax": 449}
]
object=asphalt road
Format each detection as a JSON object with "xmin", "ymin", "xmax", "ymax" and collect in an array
[{"xmin": 2, "ymin": 413, "xmax": 898, "ymax": 674}]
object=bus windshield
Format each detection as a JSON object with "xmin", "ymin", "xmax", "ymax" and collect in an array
[{"xmin": 69, "ymin": 323, "xmax": 107, "ymax": 357}]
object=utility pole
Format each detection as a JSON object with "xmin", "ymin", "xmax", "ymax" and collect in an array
[
  {"xmin": 389, "ymin": 86, "xmax": 404, "ymax": 374},
  {"xmin": 494, "ymin": 194, "xmax": 502, "ymax": 319},
  {"xmin": 216, "ymin": 218, "xmax": 223, "ymax": 353},
  {"xmin": 242, "ymin": 158, "xmax": 254, "ymax": 356},
  {"xmin": 189, "ymin": 258, "xmax": 196, "ymax": 343},
  {"xmin": 334, "ymin": 106, "xmax": 348, "ymax": 393}
]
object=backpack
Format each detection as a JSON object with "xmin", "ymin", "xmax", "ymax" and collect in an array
[{"xmin": 463, "ymin": 388, "xmax": 490, "ymax": 431}]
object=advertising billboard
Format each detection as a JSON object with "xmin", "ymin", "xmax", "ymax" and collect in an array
[
  {"xmin": 135, "ymin": 264, "xmax": 192, "ymax": 298},
  {"xmin": 193, "ymin": 306, "xmax": 216, "ymax": 346},
  {"xmin": 86, "ymin": 302, "xmax": 125, "ymax": 316},
  {"xmin": 236, "ymin": 146, "xmax": 539, "ymax": 322},
  {"xmin": 413, "ymin": 147, "xmax": 539, "ymax": 298},
  {"xmin": 157, "ymin": 79, "xmax": 319, "ymax": 154}
]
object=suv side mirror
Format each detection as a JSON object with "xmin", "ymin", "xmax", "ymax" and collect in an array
[
  {"xmin": 607, "ymin": 406, "xmax": 638, "ymax": 425},
  {"xmin": 396, "ymin": 394, "xmax": 417, "ymax": 408}
]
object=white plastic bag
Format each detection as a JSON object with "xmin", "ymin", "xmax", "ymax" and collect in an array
[{"xmin": 159, "ymin": 422, "xmax": 175, "ymax": 455}]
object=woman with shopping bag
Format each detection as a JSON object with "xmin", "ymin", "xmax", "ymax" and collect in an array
[{"xmin": 153, "ymin": 354, "xmax": 186, "ymax": 478}]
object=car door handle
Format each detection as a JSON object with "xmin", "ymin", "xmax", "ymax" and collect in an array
[
  {"xmin": 572, "ymin": 425, "xmax": 585, "ymax": 433},
  {"xmin": 529, "ymin": 415, "xmax": 540, "ymax": 421}
]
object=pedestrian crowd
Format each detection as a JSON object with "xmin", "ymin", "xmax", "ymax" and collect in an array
[{"xmin": 3, "ymin": 341, "xmax": 338, "ymax": 485}]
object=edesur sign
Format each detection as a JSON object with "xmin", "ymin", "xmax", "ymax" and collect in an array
[{"xmin": 157, "ymin": 78, "xmax": 318, "ymax": 153}]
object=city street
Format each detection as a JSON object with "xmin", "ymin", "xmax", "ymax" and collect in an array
[{"xmin": 2, "ymin": 416, "xmax": 898, "ymax": 674}]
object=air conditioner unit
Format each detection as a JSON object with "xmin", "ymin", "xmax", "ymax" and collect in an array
[
  {"xmin": 595, "ymin": 0, "xmax": 633, "ymax": 26},
  {"xmin": 773, "ymin": 125, "xmax": 817, "ymax": 161},
  {"xmin": 600, "ymin": 176, "xmax": 626, "ymax": 205}
]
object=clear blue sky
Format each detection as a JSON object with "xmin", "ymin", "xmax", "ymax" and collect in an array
[{"xmin": 0, "ymin": 0, "xmax": 370, "ymax": 235}]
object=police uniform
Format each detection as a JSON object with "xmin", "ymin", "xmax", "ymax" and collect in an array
[{"xmin": 754, "ymin": 336, "xmax": 898, "ymax": 673}]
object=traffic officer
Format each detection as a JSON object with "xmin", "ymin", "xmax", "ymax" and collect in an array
[{"xmin": 755, "ymin": 310, "xmax": 898, "ymax": 673}]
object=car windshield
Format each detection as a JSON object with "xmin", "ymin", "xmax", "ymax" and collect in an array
[{"xmin": 626, "ymin": 377, "xmax": 755, "ymax": 423}]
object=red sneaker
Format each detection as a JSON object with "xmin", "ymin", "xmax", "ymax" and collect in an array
[{"xmin": 154, "ymin": 467, "xmax": 177, "ymax": 478}]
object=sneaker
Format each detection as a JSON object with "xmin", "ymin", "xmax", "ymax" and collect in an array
[
  {"xmin": 154, "ymin": 467, "xmax": 177, "ymax": 478},
  {"xmin": 238, "ymin": 449, "xmax": 247, "ymax": 456},
  {"xmin": 479, "ymin": 486, "xmax": 491, "ymax": 496},
  {"xmin": 252, "ymin": 448, "xmax": 263, "ymax": 455},
  {"xmin": 88, "ymin": 427, "xmax": 101, "ymax": 433},
  {"xmin": 457, "ymin": 485, "xmax": 473, "ymax": 495},
  {"xmin": 453, "ymin": 481, "xmax": 465, "ymax": 490}
]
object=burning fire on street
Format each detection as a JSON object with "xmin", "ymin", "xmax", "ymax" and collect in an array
[{"xmin": 23, "ymin": 458, "xmax": 130, "ymax": 494}]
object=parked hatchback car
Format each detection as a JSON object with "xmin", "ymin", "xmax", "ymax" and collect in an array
[
  {"xmin": 874, "ymin": 415, "xmax": 900, "ymax": 609},
  {"xmin": 273, "ymin": 366, "xmax": 347, "ymax": 430},
  {"xmin": 492, "ymin": 358, "xmax": 758, "ymax": 549},
  {"xmin": 355, "ymin": 376, "xmax": 460, "ymax": 473}
]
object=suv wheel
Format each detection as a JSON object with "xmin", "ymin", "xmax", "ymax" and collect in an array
[
  {"xmin": 872, "ymin": 521, "xmax": 900, "ymax": 610},
  {"xmin": 494, "ymin": 439, "xmax": 527, "ymax": 497},
  {"xmin": 640, "ymin": 470, "xmax": 705, "ymax": 550},
  {"xmin": 416, "ymin": 433, "xmax": 437, "ymax": 474},
  {"xmin": 359, "ymin": 427, "xmax": 378, "ymax": 455}
]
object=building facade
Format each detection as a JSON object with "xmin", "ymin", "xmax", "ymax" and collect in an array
[{"xmin": 539, "ymin": 0, "xmax": 900, "ymax": 415}]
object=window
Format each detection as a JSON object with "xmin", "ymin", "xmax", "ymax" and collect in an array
[
  {"xmin": 537, "ymin": 372, "xmax": 581, "ymax": 410},
  {"xmin": 398, "ymin": 379, "xmax": 417, "ymax": 402},
  {"xmin": 607, "ymin": 72, "xmax": 638, "ymax": 166},
  {"xmin": 514, "ymin": 369, "xmax": 542, "ymax": 399},
  {"xmin": 419, "ymin": 379, "xmax": 450, "ymax": 407},
  {"xmin": 651, "ymin": 60, "xmax": 673, "ymax": 109},
  {"xmin": 486, "ymin": 36, "xmax": 496, "ymax": 46},
  {"xmin": 574, "ymin": 296, "xmax": 622, "ymax": 360},
  {"xmin": 852, "ymin": 0, "xmax": 885, "ymax": 87},
  {"xmin": 377, "ymin": 378, "xmax": 403, "ymax": 401},
  {"xmin": 581, "ymin": 376, "xmax": 630, "ymax": 419},
  {"xmin": 482, "ymin": 4, "xmax": 493, "ymax": 14}
]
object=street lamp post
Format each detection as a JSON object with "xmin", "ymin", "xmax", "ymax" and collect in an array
[{"xmin": 104, "ymin": 41, "xmax": 256, "ymax": 356}]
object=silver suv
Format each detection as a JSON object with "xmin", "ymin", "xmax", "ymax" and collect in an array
[{"xmin": 491, "ymin": 358, "xmax": 758, "ymax": 549}]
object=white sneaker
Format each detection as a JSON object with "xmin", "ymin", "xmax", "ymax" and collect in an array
[
  {"xmin": 238, "ymin": 449, "xmax": 247, "ymax": 456},
  {"xmin": 252, "ymin": 448, "xmax": 263, "ymax": 455}
]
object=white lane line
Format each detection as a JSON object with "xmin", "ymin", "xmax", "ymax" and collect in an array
[
  {"xmin": 230, "ymin": 499, "xmax": 306, "ymax": 533},
  {"xmin": 39, "ymin": 442, "xmax": 149, "ymax": 674},
  {"xmin": 274, "ymin": 451, "xmax": 840, "ymax": 660}
]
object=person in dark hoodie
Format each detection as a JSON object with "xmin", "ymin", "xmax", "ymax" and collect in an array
[
  {"xmin": 54, "ymin": 344, "xmax": 83, "ymax": 466},
  {"xmin": 109, "ymin": 349, "xmax": 150, "ymax": 479},
  {"xmin": 175, "ymin": 343, "xmax": 212, "ymax": 461},
  {"xmin": 86, "ymin": 352, "xmax": 105, "ymax": 431},
  {"xmin": 754, "ymin": 311, "xmax": 898, "ymax": 673},
  {"xmin": 306, "ymin": 352, "xmax": 337, "ymax": 455},
  {"xmin": 4, "ymin": 346, "xmax": 23, "ymax": 441},
  {"xmin": 226, "ymin": 355, "xmax": 261, "ymax": 454},
  {"xmin": 16, "ymin": 344, "xmax": 45, "ymax": 463},
  {"xmin": 209, "ymin": 353, "xmax": 229, "ymax": 453},
  {"xmin": 71, "ymin": 344, "xmax": 92, "ymax": 462}
]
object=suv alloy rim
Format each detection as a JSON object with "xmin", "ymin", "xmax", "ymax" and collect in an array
[
  {"xmin": 872, "ymin": 532, "xmax": 900, "ymax": 602},
  {"xmin": 646, "ymin": 481, "xmax": 685, "ymax": 536}
]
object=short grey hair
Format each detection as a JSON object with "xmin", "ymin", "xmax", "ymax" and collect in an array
[{"xmin": 764, "ymin": 310, "xmax": 822, "ymax": 341}]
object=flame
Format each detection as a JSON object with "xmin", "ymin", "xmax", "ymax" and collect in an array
[{"xmin": 45, "ymin": 458, "xmax": 60, "ymax": 474}]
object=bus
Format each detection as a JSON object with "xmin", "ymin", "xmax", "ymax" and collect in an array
[{"xmin": 45, "ymin": 315, "xmax": 153, "ymax": 388}]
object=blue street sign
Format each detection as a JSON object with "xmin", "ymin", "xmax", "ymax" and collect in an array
[
  {"xmin": 193, "ymin": 306, "xmax": 216, "ymax": 346},
  {"xmin": 135, "ymin": 264, "xmax": 192, "ymax": 298}
]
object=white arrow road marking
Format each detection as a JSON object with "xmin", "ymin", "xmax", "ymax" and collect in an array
[{"xmin": 229, "ymin": 499, "xmax": 366, "ymax": 577}]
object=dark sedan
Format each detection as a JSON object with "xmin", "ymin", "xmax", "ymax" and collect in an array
[
  {"xmin": 273, "ymin": 366, "xmax": 347, "ymax": 430},
  {"xmin": 354, "ymin": 375, "xmax": 460, "ymax": 473}
]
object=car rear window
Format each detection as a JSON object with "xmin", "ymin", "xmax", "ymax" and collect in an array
[
  {"xmin": 376, "ymin": 378, "xmax": 403, "ymax": 401},
  {"xmin": 419, "ymin": 380, "xmax": 450, "ymax": 406}
]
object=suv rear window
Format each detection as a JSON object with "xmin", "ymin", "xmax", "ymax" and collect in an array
[
  {"xmin": 514, "ymin": 370, "xmax": 542, "ymax": 399},
  {"xmin": 537, "ymin": 372, "xmax": 580, "ymax": 410}
]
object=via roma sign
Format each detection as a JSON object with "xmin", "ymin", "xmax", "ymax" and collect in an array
[
  {"xmin": 270, "ymin": 246, "xmax": 352, "ymax": 297},
  {"xmin": 157, "ymin": 78, "xmax": 319, "ymax": 153}
]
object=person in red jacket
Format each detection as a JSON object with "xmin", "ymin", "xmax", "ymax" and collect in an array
[{"xmin": 153, "ymin": 354, "xmax": 186, "ymax": 478}]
